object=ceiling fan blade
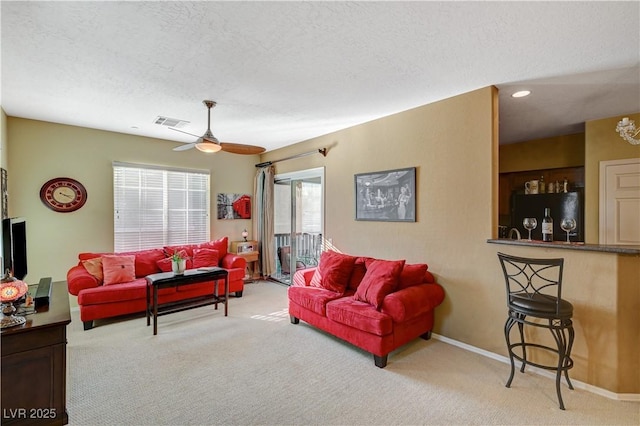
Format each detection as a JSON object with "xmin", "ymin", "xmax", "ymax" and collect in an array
[
  {"xmin": 169, "ymin": 127, "xmax": 201, "ymax": 139},
  {"xmin": 220, "ymin": 142, "xmax": 266, "ymax": 155},
  {"xmin": 172, "ymin": 100, "xmax": 262, "ymax": 155},
  {"xmin": 173, "ymin": 143, "xmax": 196, "ymax": 151}
]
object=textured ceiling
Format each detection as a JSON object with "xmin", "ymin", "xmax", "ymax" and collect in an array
[{"xmin": 1, "ymin": 1, "xmax": 639, "ymax": 153}]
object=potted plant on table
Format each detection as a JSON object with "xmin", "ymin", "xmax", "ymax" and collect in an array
[{"xmin": 171, "ymin": 251, "xmax": 187, "ymax": 275}]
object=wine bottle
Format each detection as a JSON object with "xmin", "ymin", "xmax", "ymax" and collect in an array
[
  {"xmin": 542, "ymin": 208, "xmax": 553, "ymax": 242},
  {"xmin": 539, "ymin": 175, "xmax": 545, "ymax": 193}
]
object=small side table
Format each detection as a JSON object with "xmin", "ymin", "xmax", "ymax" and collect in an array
[{"xmin": 231, "ymin": 240, "xmax": 260, "ymax": 282}]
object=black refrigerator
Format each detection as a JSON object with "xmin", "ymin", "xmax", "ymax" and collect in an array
[{"xmin": 511, "ymin": 190, "xmax": 584, "ymax": 242}]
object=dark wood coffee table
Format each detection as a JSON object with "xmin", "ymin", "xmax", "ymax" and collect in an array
[{"xmin": 145, "ymin": 268, "xmax": 229, "ymax": 335}]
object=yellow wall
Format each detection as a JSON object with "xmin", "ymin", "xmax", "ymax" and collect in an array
[
  {"xmin": 499, "ymin": 133, "xmax": 584, "ymax": 173},
  {"xmin": 259, "ymin": 87, "xmax": 639, "ymax": 394},
  {"xmin": 585, "ymin": 112, "xmax": 640, "ymax": 244},
  {"xmin": 6, "ymin": 118, "xmax": 258, "ymax": 283}
]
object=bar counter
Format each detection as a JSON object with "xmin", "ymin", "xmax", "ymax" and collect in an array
[
  {"xmin": 486, "ymin": 237, "xmax": 639, "ymax": 395},
  {"xmin": 487, "ymin": 238, "xmax": 640, "ymax": 255}
]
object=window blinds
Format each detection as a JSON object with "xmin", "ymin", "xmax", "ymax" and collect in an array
[{"xmin": 113, "ymin": 163, "xmax": 210, "ymax": 252}]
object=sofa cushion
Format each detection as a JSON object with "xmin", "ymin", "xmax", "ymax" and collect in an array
[
  {"xmin": 164, "ymin": 244, "xmax": 195, "ymax": 257},
  {"xmin": 102, "ymin": 255, "xmax": 136, "ymax": 285},
  {"xmin": 82, "ymin": 257, "xmax": 104, "ymax": 282},
  {"xmin": 196, "ymin": 237, "xmax": 228, "ymax": 259},
  {"xmin": 398, "ymin": 263, "xmax": 428, "ymax": 290},
  {"xmin": 78, "ymin": 278, "xmax": 150, "ymax": 305},
  {"xmin": 192, "ymin": 248, "xmax": 220, "ymax": 268},
  {"xmin": 353, "ymin": 259, "xmax": 405, "ymax": 309},
  {"xmin": 127, "ymin": 248, "xmax": 165, "ymax": 277},
  {"xmin": 288, "ymin": 286, "xmax": 344, "ymax": 317},
  {"xmin": 326, "ymin": 297, "xmax": 393, "ymax": 336},
  {"xmin": 347, "ymin": 257, "xmax": 371, "ymax": 291},
  {"xmin": 309, "ymin": 250, "xmax": 357, "ymax": 294}
]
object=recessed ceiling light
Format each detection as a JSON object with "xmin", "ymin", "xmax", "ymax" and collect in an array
[{"xmin": 512, "ymin": 90, "xmax": 531, "ymax": 98}]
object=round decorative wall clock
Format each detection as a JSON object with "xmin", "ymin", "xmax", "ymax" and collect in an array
[{"xmin": 39, "ymin": 177, "xmax": 88, "ymax": 213}]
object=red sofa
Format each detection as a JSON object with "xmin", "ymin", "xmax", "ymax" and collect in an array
[
  {"xmin": 67, "ymin": 237, "xmax": 246, "ymax": 330},
  {"xmin": 288, "ymin": 251, "xmax": 445, "ymax": 367}
]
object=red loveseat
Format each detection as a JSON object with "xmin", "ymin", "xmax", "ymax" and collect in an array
[
  {"xmin": 67, "ymin": 237, "xmax": 246, "ymax": 330},
  {"xmin": 288, "ymin": 251, "xmax": 445, "ymax": 367}
]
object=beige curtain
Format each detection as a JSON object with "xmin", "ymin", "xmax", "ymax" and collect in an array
[{"xmin": 254, "ymin": 166, "xmax": 275, "ymax": 277}]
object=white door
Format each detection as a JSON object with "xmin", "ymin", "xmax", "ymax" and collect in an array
[{"xmin": 599, "ymin": 158, "xmax": 640, "ymax": 244}]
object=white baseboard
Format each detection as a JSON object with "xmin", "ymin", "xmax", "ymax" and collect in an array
[{"xmin": 432, "ymin": 333, "xmax": 640, "ymax": 402}]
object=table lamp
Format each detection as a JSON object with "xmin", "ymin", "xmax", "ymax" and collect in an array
[
  {"xmin": 1, "ymin": 271, "xmax": 28, "ymax": 329},
  {"xmin": 241, "ymin": 229, "xmax": 248, "ymax": 242}
]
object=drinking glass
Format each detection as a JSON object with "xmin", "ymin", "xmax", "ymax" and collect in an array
[
  {"xmin": 560, "ymin": 218, "xmax": 577, "ymax": 243},
  {"xmin": 522, "ymin": 218, "xmax": 537, "ymax": 241}
]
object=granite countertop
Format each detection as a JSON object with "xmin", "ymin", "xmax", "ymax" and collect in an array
[{"xmin": 487, "ymin": 238, "xmax": 640, "ymax": 255}]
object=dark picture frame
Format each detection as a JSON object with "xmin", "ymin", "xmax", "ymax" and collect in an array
[
  {"xmin": 1, "ymin": 168, "xmax": 7, "ymax": 220},
  {"xmin": 355, "ymin": 167, "xmax": 416, "ymax": 222}
]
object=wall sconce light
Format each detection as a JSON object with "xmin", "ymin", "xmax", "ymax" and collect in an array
[
  {"xmin": 241, "ymin": 229, "xmax": 248, "ymax": 242},
  {"xmin": 616, "ymin": 117, "xmax": 640, "ymax": 145}
]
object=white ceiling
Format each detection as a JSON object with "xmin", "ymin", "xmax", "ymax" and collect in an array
[{"xmin": 1, "ymin": 1, "xmax": 639, "ymax": 153}]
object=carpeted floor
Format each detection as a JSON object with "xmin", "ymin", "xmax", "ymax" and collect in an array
[{"xmin": 66, "ymin": 281, "xmax": 639, "ymax": 425}]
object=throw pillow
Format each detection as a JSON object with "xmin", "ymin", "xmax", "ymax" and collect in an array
[
  {"xmin": 309, "ymin": 250, "xmax": 357, "ymax": 294},
  {"xmin": 353, "ymin": 259, "xmax": 406, "ymax": 309},
  {"xmin": 82, "ymin": 257, "xmax": 104, "ymax": 282},
  {"xmin": 163, "ymin": 244, "xmax": 194, "ymax": 257},
  {"xmin": 119, "ymin": 248, "xmax": 165, "ymax": 277},
  {"xmin": 197, "ymin": 237, "xmax": 228, "ymax": 258},
  {"xmin": 398, "ymin": 263, "xmax": 429, "ymax": 290},
  {"xmin": 192, "ymin": 248, "xmax": 220, "ymax": 268},
  {"xmin": 102, "ymin": 255, "xmax": 136, "ymax": 286},
  {"xmin": 347, "ymin": 257, "xmax": 372, "ymax": 291}
]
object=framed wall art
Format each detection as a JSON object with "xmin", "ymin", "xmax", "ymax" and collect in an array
[
  {"xmin": 355, "ymin": 167, "xmax": 416, "ymax": 222},
  {"xmin": 217, "ymin": 193, "xmax": 251, "ymax": 220},
  {"xmin": 1, "ymin": 168, "xmax": 7, "ymax": 219}
]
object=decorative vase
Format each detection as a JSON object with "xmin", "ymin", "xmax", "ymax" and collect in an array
[{"xmin": 172, "ymin": 259, "xmax": 186, "ymax": 275}]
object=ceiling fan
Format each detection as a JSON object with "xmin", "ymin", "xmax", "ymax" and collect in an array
[{"xmin": 170, "ymin": 100, "xmax": 266, "ymax": 155}]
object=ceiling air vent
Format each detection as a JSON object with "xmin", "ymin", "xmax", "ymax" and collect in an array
[{"xmin": 154, "ymin": 116, "xmax": 189, "ymax": 128}]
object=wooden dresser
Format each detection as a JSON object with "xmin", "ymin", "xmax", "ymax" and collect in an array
[{"xmin": 1, "ymin": 281, "xmax": 71, "ymax": 425}]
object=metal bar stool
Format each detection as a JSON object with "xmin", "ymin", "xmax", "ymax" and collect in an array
[{"xmin": 497, "ymin": 252, "xmax": 575, "ymax": 410}]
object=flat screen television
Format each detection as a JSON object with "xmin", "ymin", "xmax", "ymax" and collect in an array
[{"xmin": 2, "ymin": 217, "xmax": 27, "ymax": 280}]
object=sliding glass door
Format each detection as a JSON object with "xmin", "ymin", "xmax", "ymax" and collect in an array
[{"xmin": 273, "ymin": 168, "xmax": 324, "ymax": 284}]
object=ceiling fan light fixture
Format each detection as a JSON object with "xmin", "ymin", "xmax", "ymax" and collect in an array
[{"xmin": 195, "ymin": 141, "xmax": 222, "ymax": 153}]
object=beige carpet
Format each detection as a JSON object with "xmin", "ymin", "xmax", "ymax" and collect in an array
[{"xmin": 66, "ymin": 281, "xmax": 639, "ymax": 425}]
